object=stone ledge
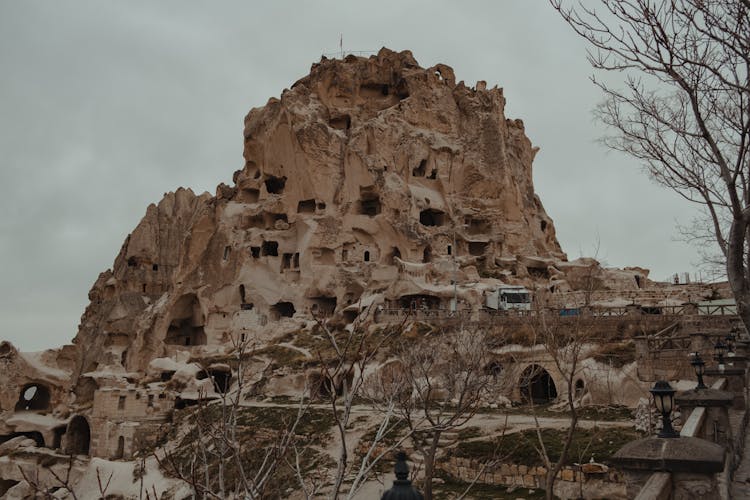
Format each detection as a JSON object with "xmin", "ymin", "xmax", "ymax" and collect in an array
[{"xmin": 613, "ymin": 437, "xmax": 724, "ymax": 473}]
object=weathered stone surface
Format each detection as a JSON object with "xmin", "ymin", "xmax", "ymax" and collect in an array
[{"xmin": 65, "ymin": 48, "xmax": 572, "ymax": 386}]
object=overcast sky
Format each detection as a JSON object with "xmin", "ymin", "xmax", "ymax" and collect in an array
[{"xmin": 0, "ymin": 1, "xmax": 707, "ymax": 351}]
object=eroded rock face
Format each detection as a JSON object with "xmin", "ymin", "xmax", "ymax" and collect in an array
[{"xmin": 69, "ymin": 48, "xmax": 565, "ymax": 382}]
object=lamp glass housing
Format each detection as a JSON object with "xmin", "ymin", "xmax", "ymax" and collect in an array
[{"xmin": 650, "ymin": 380, "xmax": 678, "ymax": 438}]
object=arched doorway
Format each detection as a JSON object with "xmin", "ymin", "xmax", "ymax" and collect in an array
[
  {"xmin": 14, "ymin": 384, "xmax": 51, "ymax": 411},
  {"xmin": 519, "ymin": 365, "xmax": 558, "ymax": 404},
  {"xmin": 66, "ymin": 416, "xmax": 90, "ymax": 455}
]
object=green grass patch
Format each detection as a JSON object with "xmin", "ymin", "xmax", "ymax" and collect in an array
[{"xmin": 450, "ymin": 427, "xmax": 641, "ymax": 467}]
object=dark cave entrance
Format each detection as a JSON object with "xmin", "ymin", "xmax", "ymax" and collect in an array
[{"xmin": 519, "ymin": 365, "xmax": 558, "ymax": 404}]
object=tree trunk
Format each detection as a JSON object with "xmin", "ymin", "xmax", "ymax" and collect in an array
[
  {"xmin": 726, "ymin": 218, "xmax": 750, "ymax": 332},
  {"xmin": 422, "ymin": 430, "xmax": 441, "ymax": 500}
]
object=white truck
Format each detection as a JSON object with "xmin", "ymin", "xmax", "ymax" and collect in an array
[{"xmin": 485, "ymin": 285, "xmax": 532, "ymax": 311}]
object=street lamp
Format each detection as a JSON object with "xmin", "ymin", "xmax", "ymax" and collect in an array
[
  {"xmin": 650, "ymin": 381, "xmax": 679, "ymax": 438},
  {"xmin": 714, "ymin": 340, "xmax": 728, "ymax": 368},
  {"xmin": 380, "ymin": 452, "xmax": 424, "ymax": 500},
  {"xmin": 690, "ymin": 352, "xmax": 707, "ymax": 390},
  {"xmin": 725, "ymin": 333, "xmax": 736, "ymax": 354}
]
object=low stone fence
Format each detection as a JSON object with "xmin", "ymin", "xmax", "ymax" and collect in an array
[{"xmin": 439, "ymin": 456, "xmax": 623, "ymax": 489}]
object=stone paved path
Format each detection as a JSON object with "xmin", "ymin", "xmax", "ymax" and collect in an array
[{"xmin": 730, "ymin": 414, "xmax": 750, "ymax": 498}]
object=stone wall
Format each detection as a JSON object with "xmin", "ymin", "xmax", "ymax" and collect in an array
[
  {"xmin": 90, "ymin": 387, "xmax": 173, "ymax": 458},
  {"xmin": 440, "ymin": 456, "xmax": 625, "ymax": 497}
]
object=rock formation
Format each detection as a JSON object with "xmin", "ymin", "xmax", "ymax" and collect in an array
[
  {"xmin": 70, "ymin": 48, "xmax": 569, "ymax": 385},
  {"xmin": 0, "ymin": 49, "xmax": 733, "ymax": 487}
]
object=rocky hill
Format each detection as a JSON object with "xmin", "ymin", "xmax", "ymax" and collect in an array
[{"xmin": 70, "ymin": 48, "xmax": 567, "ymax": 389}]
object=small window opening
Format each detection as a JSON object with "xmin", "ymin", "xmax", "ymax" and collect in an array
[
  {"xmin": 240, "ymin": 332, "xmax": 247, "ymax": 342},
  {"xmin": 239, "ymin": 284, "xmax": 246, "ymax": 303},
  {"xmin": 118, "ymin": 396, "xmax": 126, "ymax": 411},
  {"xmin": 423, "ymin": 246, "xmax": 432, "ymax": 263},
  {"xmin": 223, "ymin": 246, "xmax": 231, "ymax": 260},
  {"xmin": 316, "ymin": 202, "xmax": 326, "ymax": 210},
  {"xmin": 297, "ymin": 199, "xmax": 316, "ymax": 213},
  {"xmin": 267, "ymin": 212, "xmax": 288, "ymax": 229},
  {"xmin": 419, "ymin": 209, "xmax": 445, "ymax": 226},
  {"xmin": 540, "ymin": 220, "xmax": 548, "ymax": 232},
  {"xmin": 262, "ymin": 241, "xmax": 279, "ymax": 256},
  {"xmin": 364, "ymin": 251, "xmax": 370, "ymax": 262},
  {"xmin": 264, "ymin": 175, "xmax": 287, "ymax": 194},
  {"xmin": 147, "ymin": 395, "xmax": 154, "ymax": 408},
  {"xmin": 447, "ymin": 244, "xmax": 452, "ymax": 256},
  {"xmin": 282, "ymin": 253, "xmax": 293, "ymax": 270},
  {"xmin": 271, "ymin": 301, "xmax": 296, "ymax": 319},
  {"xmin": 142, "ymin": 284, "xmax": 147, "ymax": 293},
  {"xmin": 427, "ymin": 168, "xmax": 437, "ymax": 180},
  {"xmin": 412, "ymin": 159, "xmax": 427, "ymax": 177},
  {"xmin": 127, "ymin": 257, "xmax": 138, "ymax": 267},
  {"xmin": 293, "ymin": 253, "xmax": 299, "ymax": 268},
  {"xmin": 250, "ymin": 247, "xmax": 261, "ymax": 259},
  {"xmin": 152, "ymin": 264, "xmax": 159, "ymax": 271},
  {"xmin": 241, "ymin": 302, "xmax": 254, "ymax": 310},
  {"xmin": 329, "ymin": 114, "xmax": 351, "ymax": 130},
  {"xmin": 358, "ymin": 187, "xmax": 381, "ymax": 216}
]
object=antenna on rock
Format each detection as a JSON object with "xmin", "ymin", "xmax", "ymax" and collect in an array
[{"xmin": 339, "ymin": 34, "xmax": 343, "ymax": 58}]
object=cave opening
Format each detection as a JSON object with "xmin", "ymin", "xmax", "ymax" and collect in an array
[
  {"xmin": 419, "ymin": 209, "xmax": 445, "ymax": 227},
  {"xmin": 264, "ymin": 175, "xmax": 287, "ymax": 194},
  {"xmin": 271, "ymin": 301, "xmax": 296, "ymax": 319},
  {"xmin": 519, "ymin": 365, "xmax": 558, "ymax": 404},
  {"xmin": 165, "ymin": 294, "xmax": 207, "ymax": 346},
  {"xmin": 262, "ymin": 241, "xmax": 279, "ymax": 256},
  {"xmin": 412, "ymin": 159, "xmax": 427, "ymax": 177},
  {"xmin": 66, "ymin": 416, "xmax": 91, "ymax": 455},
  {"xmin": 297, "ymin": 199, "xmax": 316, "ymax": 213},
  {"xmin": 358, "ymin": 187, "xmax": 382, "ymax": 216},
  {"xmin": 468, "ymin": 241, "xmax": 489, "ymax": 256},
  {"xmin": 14, "ymin": 384, "xmax": 51, "ymax": 412}
]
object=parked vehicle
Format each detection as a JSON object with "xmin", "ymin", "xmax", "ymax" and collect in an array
[{"xmin": 485, "ymin": 285, "xmax": 532, "ymax": 311}]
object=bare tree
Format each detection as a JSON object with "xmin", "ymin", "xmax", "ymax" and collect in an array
[
  {"xmin": 525, "ymin": 309, "xmax": 589, "ymax": 500},
  {"xmin": 156, "ymin": 336, "xmax": 309, "ymax": 499},
  {"xmin": 311, "ymin": 307, "xmax": 417, "ymax": 499},
  {"xmin": 18, "ymin": 455, "xmax": 80, "ymax": 500},
  {"xmin": 390, "ymin": 328, "xmax": 494, "ymax": 500},
  {"xmin": 550, "ymin": 0, "xmax": 750, "ymax": 329}
]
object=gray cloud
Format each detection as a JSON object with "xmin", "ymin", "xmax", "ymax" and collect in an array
[{"xmin": 0, "ymin": 1, "xmax": 705, "ymax": 350}]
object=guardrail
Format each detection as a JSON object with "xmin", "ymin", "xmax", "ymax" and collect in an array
[{"xmin": 375, "ymin": 305, "xmax": 739, "ymax": 322}]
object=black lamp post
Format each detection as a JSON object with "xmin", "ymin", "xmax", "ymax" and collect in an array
[
  {"xmin": 725, "ymin": 333, "xmax": 736, "ymax": 353},
  {"xmin": 381, "ymin": 452, "xmax": 424, "ymax": 500},
  {"xmin": 714, "ymin": 339, "xmax": 728, "ymax": 367},
  {"xmin": 690, "ymin": 352, "xmax": 707, "ymax": 390},
  {"xmin": 650, "ymin": 380, "xmax": 679, "ymax": 438}
]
